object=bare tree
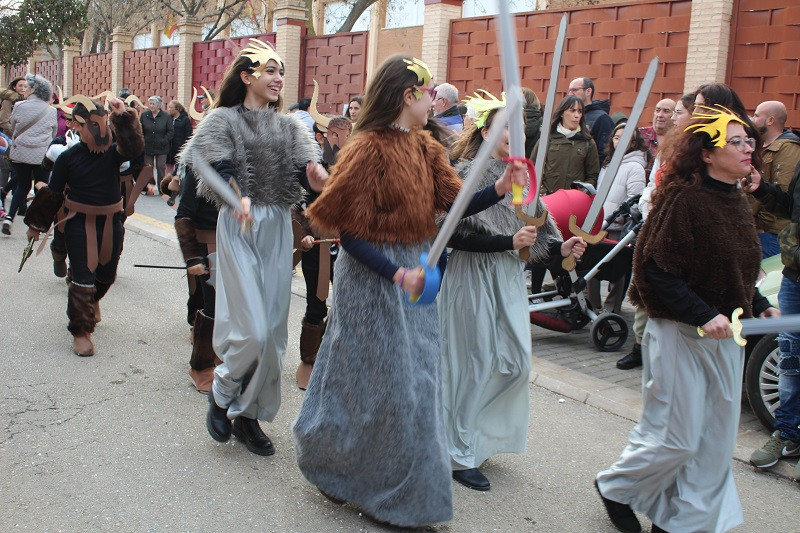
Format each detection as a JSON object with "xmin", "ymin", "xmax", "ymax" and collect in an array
[
  {"xmin": 160, "ymin": 0, "xmax": 249, "ymax": 40},
  {"xmin": 85, "ymin": 0, "xmax": 161, "ymax": 52},
  {"xmin": 320, "ymin": 0, "xmax": 379, "ymax": 34}
]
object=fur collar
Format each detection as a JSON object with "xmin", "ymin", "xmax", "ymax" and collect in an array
[
  {"xmin": 178, "ymin": 106, "xmax": 319, "ymax": 207},
  {"xmin": 454, "ymin": 158, "xmax": 561, "ymax": 262}
]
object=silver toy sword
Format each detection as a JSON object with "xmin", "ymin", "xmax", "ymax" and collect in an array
[
  {"xmin": 698, "ymin": 307, "xmax": 800, "ymax": 347},
  {"xmin": 191, "ymin": 157, "xmax": 246, "ymax": 215}
]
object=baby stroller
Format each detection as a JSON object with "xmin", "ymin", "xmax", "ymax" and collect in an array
[{"xmin": 528, "ymin": 188, "xmax": 642, "ymax": 352}]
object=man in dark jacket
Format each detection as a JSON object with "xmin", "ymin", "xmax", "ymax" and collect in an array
[
  {"xmin": 568, "ymin": 77, "xmax": 614, "ymax": 162},
  {"xmin": 743, "ymin": 160, "xmax": 800, "ymax": 482},
  {"xmin": 140, "ymin": 95, "xmax": 173, "ymax": 193},
  {"xmin": 432, "ymin": 83, "xmax": 463, "ymax": 132}
]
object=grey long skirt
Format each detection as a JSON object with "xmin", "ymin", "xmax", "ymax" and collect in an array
[
  {"xmin": 211, "ymin": 205, "xmax": 292, "ymax": 421},
  {"xmin": 439, "ymin": 250, "xmax": 531, "ymax": 470},
  {"xmin": 293, "ymin": 242, "xmax": 453, "ymax": 528},
  {"xmin": 596, "ymin": 318, "xmax": 744, "ymax": 532}
]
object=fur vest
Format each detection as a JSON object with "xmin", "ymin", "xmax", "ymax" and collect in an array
[
  {"xmin": 629, "ymin": 177, "xmax": 762, "ymax": 320},
  {"xmin": 454, "ymin": 158, "xmax": 561, "ymax": 263},
  {"xmin": 178, "ymin": 106, "xmax": 318, "ymax": 208},
  {"xmin": 307, "ymin": 128, "xmax": 462, "ymax": 244}
]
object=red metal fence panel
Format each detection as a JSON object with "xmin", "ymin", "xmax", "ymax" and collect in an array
[
  {"xmin": 302, "ymin": 32, "xmax": 368, "ymax": 115},
  {"xmin": 8, "ymin": 64, "xmax": 28, "ymax": 82},
  {"xmin": 448, "ymin": 0, "xmax": 691, "ymax": 121},
  {"xmin": 35, "ymin": 59, "xmax": 61, "ymax": 88},
  {"xmin": 73, "ymin": 52, "xmax": 112, "ymax": 96},
  {"xmin": 123, "ymin": 45, "xmax": 179, "ymax": 103},
  {"xmin": 728, "ymin": 0, "xmax": 800, "ymax": 127}
]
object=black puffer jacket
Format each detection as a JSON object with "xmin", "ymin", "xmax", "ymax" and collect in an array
[
  {"xmin": 167, "ymin": 112, "xmax": 192, "ymax": 164},
  {"xmin": 140, "ymin": 109, "xmax": 174, "ymax": 155},
  {"xmin": 524, "ymin": 105, "xmax": 542, "ymax": 159}
]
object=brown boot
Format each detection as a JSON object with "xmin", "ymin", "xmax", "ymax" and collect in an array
[
  {"xmin": 94, "ymin": 281, "xmax": 112, "ymax": 324},
  {"xmin": 72, "ymin": 333, "xmax": 95, "ymax": 356},
  {"xmin": 189, "ymin": 310, "xmax": 220, "ymax": 392},
  {"xmin": 94, "ymin": 301, "xmax": 101, "ymax": 323},
  {"xmin": 67, "ymin": 283, "xmax": 97, "ymax": 356},
  {"xmin": 297, "ymin": 317, "xmax": 326, "ymax": 390}
]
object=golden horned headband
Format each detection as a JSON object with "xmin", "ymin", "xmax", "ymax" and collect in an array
[
  {"xmin": 684, "ymin": 104, "xmax": 747, "ymax": 148},
  {"xmin": 463, "ymin": 90, "xmax": 506, "ymax": 129},
  {"xmin": 241, "ymin": 38, "xmax": 284, "ymax": 78},
  {"xmin": 403, "ymin": 57, "xmax": 432, "ymax": 100}
]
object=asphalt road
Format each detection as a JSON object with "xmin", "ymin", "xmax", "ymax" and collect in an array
[{"xmin": 1, "ymin": 210, "xmax": 799, "ymax": 532}]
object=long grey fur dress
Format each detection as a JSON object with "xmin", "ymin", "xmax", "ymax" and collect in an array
[{"xmin": 440, "ymin": 158, "xmax": 561, "ymax": 470}]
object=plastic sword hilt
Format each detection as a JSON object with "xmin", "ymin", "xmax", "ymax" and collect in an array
[{"xmin": 561, "ymin": 214, "xmax": 607, "ymax": 271}]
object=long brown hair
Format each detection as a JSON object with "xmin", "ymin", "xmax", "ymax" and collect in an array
[
  {"xmin": 354, "ymin": 54, "xmax": 421, "ymax": 134},
  {"xmin": 214, "ymin": 54, "xmax": 282, "ymax": 110},
  {"xmin": 602, "ymin": 122, "xmax": 647, "ymax": 167},
  {"xmin": 694, "ymin": 83, "xmax": 761, "ymax": 169},
  {"xmin": 550, "ymin": 96, "xmax": 590, "ymax": 137},
  {"xmin": 450, "ymin": 107, "xmax": 502, "ymax": 161}
]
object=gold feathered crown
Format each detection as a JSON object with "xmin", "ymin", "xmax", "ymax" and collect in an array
[
  {"xmin": 403, "ymin": 57, "xmax": 432, "ymax": 100},
  {"xmin": 463, "ymin": 90, "xmax": 506, "ymax": 129},
  {"xmin": 240, "ymin": 38, "xmax": 283, "ymax": 78},
  {"xmin": 684, "ymin": 104, "xmax": 747, "ymax": 148}
]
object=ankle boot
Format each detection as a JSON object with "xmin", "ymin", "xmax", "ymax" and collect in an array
[
  {"xmin": 206, "ymin": 389, "xmax": 231, "ymax": 442},
  {"xmin": 232, "ymin": 416, "xmax": 275, "ymax": 456},
  {"xmin": 298, "ymin": 317, "xmax": 326, "ymax": 389},
  {"xmin": 94, "ymin": 281, "xmax": 112, "ymax": 324},
  {"xmin": 67, "ymin": 283, "xmax": 97, "ymax": 355},
  {"xmin": 616, "ymin": 343, "xmax": 642, "ymax": 370}
]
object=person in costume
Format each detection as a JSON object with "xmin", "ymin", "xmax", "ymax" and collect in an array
[
  {"xmin": 441, "ymin": 96, "xmax": 586, "ymax": 492},
  {"xmin": 178, "ymin": 38, "xmax": 323, "ymax": 456},
  {"xmin": 23, "ymin": 95, "xmax": 144, "ymax": 356},
  {"xmin": 293, "ymin": 102, "xmax": 351, "ymax": 390},
  {"xmin": 291, "ymin": 55, "xmax": 527, "ymax": 528},
  {"xmin": 594, "ymin": 105, "xmax": 777, "ymax": 533}
]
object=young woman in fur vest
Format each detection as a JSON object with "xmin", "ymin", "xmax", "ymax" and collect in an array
[
  {"xmin": 441, "ymin": 102, "xmax": 586, "ymax": 492},
  {"xmin": 178, "ymin": 39, "xmax": 324, "ymax": 457},
  {"xmin": 292, "ymin": 55, "xmax": 527, "ymax": 528},
  {"xmin": 594, "ymin": 106, "xmax": 778, "ymax": 533}
]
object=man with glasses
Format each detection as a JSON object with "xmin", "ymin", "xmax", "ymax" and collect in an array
[
  {"xmin": 432, "ymin": 82, "xmax": 463, "ymax": 132},
  {"xmin": 568, "ymin": 77, "xmax": 614, "ymax": 161},
  {"xmin": 749, "ymin": 100, "xmax": 800, "ymax": 258}
]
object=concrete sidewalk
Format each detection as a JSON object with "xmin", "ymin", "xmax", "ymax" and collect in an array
[{"xmin": 126, "ymin": 200, "xmax": 798, "ymax": 483}]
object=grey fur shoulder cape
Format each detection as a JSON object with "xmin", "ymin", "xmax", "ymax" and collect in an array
[
  {"xmin": 454, "ymin": 158, "xmax": 561, "ymax": 263},
  {"xmin": 178, "ymin": 106, "xmax": 318, "ymax": 207}
]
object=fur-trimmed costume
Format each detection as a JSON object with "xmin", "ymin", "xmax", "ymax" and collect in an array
[
  {"xmin": 597, "ymin": 175, "xmax": 765, "ymax": 532},
  {"xmin": 24, "ymin": 109, "xmax": 144, "ymax": 350},
  {"xmin": 293, "ymin": 127, "xmax": 464, "ymax": 528},
  {"xmin": 179, "ymin": 105, "xmax": 318, "ymax": 420},
  {"xmin": 440, "ymin": 158, "xmax": 561, "ymax": 471}
]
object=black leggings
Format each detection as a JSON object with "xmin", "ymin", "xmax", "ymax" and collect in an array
[
  {"xmin": 8, "ymin": 161, "xmax": 48, "ymax": 220},
  {"xmin": 301, "ymin": 243, "xmax": 336, "ymax": 324}
]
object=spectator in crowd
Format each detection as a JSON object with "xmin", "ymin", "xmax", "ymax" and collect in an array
[
  {"xmin": 346, "ymin": 95, "xmax": 362, "ymax": 123},
  {"xmin": 0, "ymin": 77, "xmax": 27, "ymax": 210},
  {"xmin": 432, "ymin": 82, "xmax": 463, "ymax": 131},
  {"xmin": 671, "ymin": 93, "xmax": 693, "ymax": 132},
  {"xmin": 522, "ymin": 87, "xmax": 542, "ymax": 159},
  {"xmin": 749, "ymin": 100, "xmax": 800, "ymax": 258},
  {"xmin": 166, "ymin": 100, "xmax": 192, "ymax": 176},
  {"xmin": 292, "ymin": 97, "xmax": 314, "ymax": 131},
  {"xmin": 567, "ymin": 77, "xmax": 614, "ymax": 162},
  {"xmin": 639, "ymin": 98, "xmax": 675, "ymax": 167},
  {"xmin": 587, "ymin": 122, "xmax": 647, "ymax": 314},
  {"xmin": 3, "ymin": 74, "xmax": 57, "ymax": 235},
  {"xmin": 118, "ymin": 87, "xmax": 131, "ymax": 100},
  {"xmin": 140, "ymin": 95, "xmax": 173, "ymax": 194}
]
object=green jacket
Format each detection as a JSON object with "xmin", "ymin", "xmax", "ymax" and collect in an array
[{"xmin": 531, "ymin": 131, "xmax": 600, "ymax": 195}]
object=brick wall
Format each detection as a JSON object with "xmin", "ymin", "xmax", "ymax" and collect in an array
[
  {"xmin": 376, "ymin": 26, "xmax": 423, "ymax": 69},
  {"xmin": 73, "ymin": 52, "xmax": 112, "ymax": 96},
  {"xmin": 123, "ymin": 45, "xmax": 179, "ymax": 104},
  {"xmin": 192, "ymin": 33, "xmax": 276, "ymax": 95},
  {"xmin": 728, "ymin": 0, "xmax": 800, "ymax": 127},
  {"xmin": 35, "ymin": 59, "xmax": 61, "ymax": 88},
  {"xmin": 302, "ymin": 32, "xmax": 368, "ymax": 115},
  {"xmin": 448, "ymin": 0, "xmax": 691, "ymax": 119}
]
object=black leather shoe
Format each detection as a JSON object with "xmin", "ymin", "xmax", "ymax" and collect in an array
[
  {"xmin": 206, "ymin": 389, "xmax": 231, "ymax": 442},
  {"xmin": 53, "ymin": 259, "xmax": 67, "ymax": 278},
  {"xmin": 595, "ymin": 480, "xmax": 641, "ymax": 533},
  {"xmin": 617, "ymin": 343, "xmax": 642, "ymax": 370},
  {"xmin": 452, "ymin": 468, "xmax": 490, "ymax": 491},
  {"xmin": 651, "ymin": 524, "xmax": 669, "ymax": 533},
  {"xmin": 232, "ymin": 416, "xmax": 275, "ymax": 456}
]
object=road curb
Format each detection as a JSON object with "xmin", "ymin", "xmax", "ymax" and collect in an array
[{"xmin": 128, "ymin": 220, "xmax": 798, "ymax": 484}]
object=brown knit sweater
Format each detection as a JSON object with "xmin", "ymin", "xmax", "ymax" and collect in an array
[
  {"xmin": 629, "ymin": 177, "xmax": 763, "ymax": 320},
  {"xmin": 307, "ymin": 128, "xmax": 462, "ymax": 244}
]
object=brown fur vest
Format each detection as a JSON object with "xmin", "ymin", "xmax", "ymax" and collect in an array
[{"xmin": 629, "ymin": 180, "xmax": 762, "ymax": 320}]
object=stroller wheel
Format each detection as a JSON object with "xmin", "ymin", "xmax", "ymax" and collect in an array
[{"xmin": 591, "ymin": 313, "xmax": 628, "ymax": 352}]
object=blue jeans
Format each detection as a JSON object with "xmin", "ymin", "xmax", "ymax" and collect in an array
[
  {"xmin": 776, "ymin": 276, "xmax": 800, "ymax": 442},
  {"xmin": 758, "ymin": 231, "xmax": 781, "ymax": 259}
]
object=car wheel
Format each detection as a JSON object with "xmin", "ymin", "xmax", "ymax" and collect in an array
[{"xmin": 745, "ymin": 334, "xmax": 780, "ymax": 431}]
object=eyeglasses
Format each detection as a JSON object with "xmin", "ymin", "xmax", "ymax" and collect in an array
[
  {"xmin": 414, "ymin": 86, "xmax": 437, "ymax": 100},
  {"xmin": 726, "ymin": 136, "xmax": 756, "ymax": 152},
  {"xmin": 567, "ymin": 87, "xmax": 587, "ymax": 94}
]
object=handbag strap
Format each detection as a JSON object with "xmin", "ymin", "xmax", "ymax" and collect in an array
[{"xmin": 11, "ymin": 106, "xmax": 51, "ymax": 142}]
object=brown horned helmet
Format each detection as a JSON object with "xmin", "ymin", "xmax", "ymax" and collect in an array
[{"xmin": 60, "ymin": 95, "xmax": 112, "ymax": 153}]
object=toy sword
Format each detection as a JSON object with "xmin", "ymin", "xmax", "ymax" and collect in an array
[
  {"xmin": 697, "ymin": 307, "xmax": 800, "ymax": 347},
  {"xmin": 18, "ymin": 236, "xmax": 35, "ymax": 272},
  {"xmin": 191, "ymin": 157, "xmax": 252, "ymax": 232}
]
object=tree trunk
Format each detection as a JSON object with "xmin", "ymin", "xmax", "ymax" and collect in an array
[{"xmin": 337, "ymin": 0, "xmax": 378, "ymax": 33}]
